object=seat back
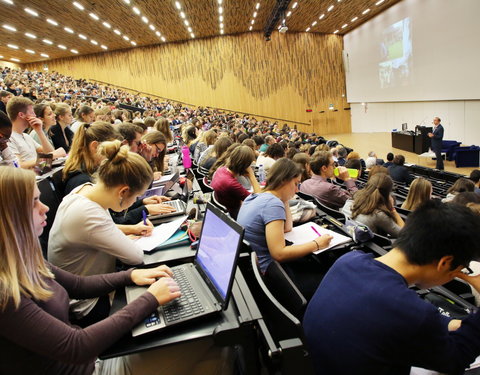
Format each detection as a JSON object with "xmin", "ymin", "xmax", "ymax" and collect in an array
[
  {"xmin": 211, "ymin": 190, "xmax": 229, "ymax": 213},
  {"xmin": 313, "ymin": 198, "xmax": 346, "ymax": 223},
  {"xmin": 37, "ymin": 177, "xmax": 61, "ymax": 258}
]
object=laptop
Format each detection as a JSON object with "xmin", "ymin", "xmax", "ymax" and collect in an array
[
  {"xmin": 140, "ymin": 185, "xmax": 165, "ymax": 200},
  {"xmin": 152, "ymin": 170, "xmax": 180, "ymax": 192},
  {"xmin": 148, "ymin": 181, "xmax": 189, "ymax": 221},
  {"xmin": 126, "ymin": 203, "xmax": 244, "ymax": 337}
]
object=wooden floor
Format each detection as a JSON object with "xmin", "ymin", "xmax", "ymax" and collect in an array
[{"xmin": 322, "ymin": 132, "xmax": 474, "ymax": 176}]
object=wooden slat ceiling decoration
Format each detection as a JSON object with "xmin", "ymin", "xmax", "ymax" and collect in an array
[{"xmin": 0, "ymin": 0, "xmax": 402, "ymax": 64}]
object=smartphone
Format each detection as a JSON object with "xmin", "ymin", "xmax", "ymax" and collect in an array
[{"xmin": 334, "ymin": 167, "xmax": 359, "ymax": 179}]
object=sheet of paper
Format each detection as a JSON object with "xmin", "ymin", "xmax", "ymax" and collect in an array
[
  {"xmin": 134, "ymin": 215, "xmax": 187, "ymax": 251},
  {"xmin": 284, "ymin": 222, "xmax": 351, "ymax": 254}
]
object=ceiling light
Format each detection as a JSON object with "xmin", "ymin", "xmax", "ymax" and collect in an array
[
  {"xmin": 319, "ymin": 14, "xmax": 325, "ymax": 19},
  {"xmin": 305, "ymin": 27, "xmax": 310, "ymax": 32},
  {"xmin": 249, "ymin": 25, "xmax": 253, "ymax": 31},
  {"xmin": 190, "ymin": 33, "xmax": 195, "ymax": 38},
  {"xmin": 327, "ymin": 5, "xmax": 334, "ymax": 11},
  {"xmin": 72, "ymin": 2, "xmax": 84, "ymax": 10},
  {"xmin": 133, "ymin": 6, "xmax": 140, "ymax": 15},
  {"xmin": 103, "ymin": 22, "xmax": 111, "ymax": 28},
  {"xmin": 218, "ymin": 0, "xmax": 222, "ymax": 4},
  {"xmin": 25, "ymin": 49, "xmax": 35, "ymax": 54},
  {"xmin": 286, "ymin": 11, "xmax": 291, "ymax": 17},
  {"xmin": 25, "ymin": 32, "xmax": 37, "ymax": 38},
  {"xmin": 7, "ymin": 44, "xmax": 18, "ymax": 49},
  {"xmin": 148, "ymin": 24, "xmax": 155, "ymax": 31},
  {"xmin": 161, "ymin": 36, "xmax": 166, "ymax": 42},
  {"xmin": 0, "ymin": 55, "xmax": 3, "ymax": 58},
  {"xmin": 142, "ymin": 16, "xmax": 148, "ymax": 23},
  {"xmin": 40, "ymin": 53, "xmax": 49, "ymax": 57},
  {"xmin": 91, "ymin": 40, "xmax": 98, "ymax": 45},
  {"xmin": 251, "ymin": 19, "xmax": 255, "ymax": 25},
  {"xmin": 11, "ymin": 58, "xmax": 20, "ymax": 62},
  {"xmin": 188, "ymin": 27, "xmax": 192, "ymax": 32},
  {"xmin": 180, "ymin": 11, "xmax": 185, "ymax": 18},
  {"xmin": 184, "ymin": 20, "xmax": 189, "ymax": 26},
  {"xmin": 220, "ymin": 29, "xmax": 224, "ymax": 34},
  {"xmin": 123, "ymin": 0, "xmax": 130, "ymax": 3},
  {"xmin": 131, "ymin": 41, "xmax": 137, "ymax": 46},
  {"xmin": 351, "ymin": 16, "xmax": 358, "ymax": 22},
  {"xmin": 58, "ymin": 44, "xmax": 67, "ymax": 49},
  {"xmin": 89, "ymin": 13, "xmax": 99, "ymax": 20},
  {"xmin": 333, "ymin": 29, "xmax": 339, "ymax": 34},
  {"xmin": 71, "ymin": 49, "xmax": 79, "ymax": 54},
  {"xmin": 64, "ymin": 27, "xmax": 74, "ymax": 33},
  {"xmin": 78, "ymin": 34, "xmax": 87, "ymax": 40},
  {"xmin": 218, "ymin": 7, "xmax": 223, "ymax": 14},
  {"xmin": 220, "ymin": 23, "xmax": 224, "ymax": 28},
  {"xmin": 47, "ymin": 19, "xmax": 58, "ymax": 26},
  {"xmin": 312, "ymin": 21, "xmax": 317, "ymax": 26},
  {"xmin": 24, "ymin": 8, "xmax": 39, "ymax": 17},
  {"xmin": 253, "ymin": 11, "xmax": 257, "ymax": 17},
  {"xmin": 175, "ymin": 1, "xmax": 181, "ymax": 10},
  {"xmin": 3, "ymin": 25, "xmax": 17, "ymax": 32},
  {"xmin": 362, "ymin": 8, "xmax": 370, "ymax": 14},
  {"xmin": 155, "ymin": 31, "xmax": 161, "ymax": 36},
  {"xmin": 376, "ymin": 0, "xmax": 385, "ymax": 4},
  {"xmin": 114, "ymin": 29, "xmax": 121, "ymax": 35},
  {"xmin": 101, "ymin": 45, "xmax": 108, "ymax": 50},
  {"xmin": 219, "ymin": 15, "xmax": 224, "ymax": 22},
  {"xmin": 292, "ymin": 2, "xmax": 298, "ymax": 9},
  {"xmin": 123, "ymin": 35, "xmax": 130, "ymax": 41},
  {"xmin": 2, "ymin": 0, "xmax": 14, "ymax": 4},
  {"xmin": 43, "ymin": 39, "xmax": 53, "ymax": 44},
  {"xmin": 342, "ymin": 23, "xmax": 348, "ymax": 28}
]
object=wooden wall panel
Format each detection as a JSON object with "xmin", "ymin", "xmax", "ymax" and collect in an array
[{"xmin": 25, "ymin": 32, "xmax": 351, "ymax": 135}]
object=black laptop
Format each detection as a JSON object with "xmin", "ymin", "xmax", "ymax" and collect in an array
[{"xmin": 126, "ymin": 203, "xmax": 244, "ymax": 337}]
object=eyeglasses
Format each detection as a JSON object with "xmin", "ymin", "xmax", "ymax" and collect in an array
[{"xmin": 154, "ymin": 144, "xmax": 164, "ymax": 153}]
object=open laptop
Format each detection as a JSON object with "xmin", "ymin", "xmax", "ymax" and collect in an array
[
  {"xmin": 139, "ymin": 185, "xmax": 165, "ymax": 200},
  {"xmin": 126, "ymin": 203, "xmax": 244, "ymax": 337},
  {"xmin": 152, "ymin": 170, "xmax": 180, "ymax": 192},
  {"xmin": 148, "ymin": 180, "xmax": 189, "ymax": 221}
]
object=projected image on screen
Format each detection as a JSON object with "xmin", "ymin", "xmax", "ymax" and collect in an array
[{"xmin": 379, "ymin": 18, "xmax": 412, "ymax": 88}]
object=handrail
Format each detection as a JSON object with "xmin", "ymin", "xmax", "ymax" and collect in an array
[{"xmin": 89, "ymin": 78, "xmax": 310, "ymax": 126}]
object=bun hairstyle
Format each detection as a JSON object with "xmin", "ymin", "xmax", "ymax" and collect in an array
[{"xmin": 96, "ymin": 140, "xmax": 153, "ymax": 193}]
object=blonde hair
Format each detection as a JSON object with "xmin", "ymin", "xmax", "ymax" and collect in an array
[
  {"xmin": 401, "ymin": 178, "xmax": 432, "ymax": 211},
  {"xmin": 63, "ymin": 122, "xmax": 117, "ymax": 180},
  {"xmin": 154, "ymin": 117, "xmax": 173, "ymax": 143},
  {"xmin": 97, "ymin": 140, "xmax": 153, "ymax": 193},
  {"xmin": 0, "ymin": 167, "xmax": 53, "ymax": 311},
  {"xmin": 54, "ymin": 103, "xmax": 71, "ymax": 118}
]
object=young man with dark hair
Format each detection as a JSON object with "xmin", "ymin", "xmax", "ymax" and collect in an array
[
  {"xmin": 304, "ymin": 200, "xmax": 480, "ymax": 375},
  {"xmin": 383, "ymin": 152, "xmax": 394, "ymax": 168},
  {"xmin": 0, "ymin": 90, "xmax": 13, "ymax": 114},
  {"xmin": 0, "ymin": 111, "xmax": 19, "ymax": 166},
  {"xmin": 470, "ymin": 169, "xmax": 480, "ymax": 194}
]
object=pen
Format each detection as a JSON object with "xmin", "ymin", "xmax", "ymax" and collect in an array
[
  {"xmin": 142, "ymin": 210, "xmax": 147, "ymax": 225},
  {"xmin": 311, "ymin": 225, "xmax": 322, "ymax": 237}
]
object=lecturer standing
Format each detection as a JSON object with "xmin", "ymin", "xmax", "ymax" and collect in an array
[{"xmin": 428, "ymin": 117, "xmax": 444, "ymax": 170}]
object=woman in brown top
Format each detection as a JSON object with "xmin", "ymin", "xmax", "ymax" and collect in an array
[{"xmin": 0, "ymin": 167, "xmax": 180, "ymax": 375}]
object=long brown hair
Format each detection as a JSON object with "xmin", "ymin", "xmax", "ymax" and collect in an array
[
  {"xmin": 154, "ymin": 117, "xmax": 173, "ymax": 143},
  {"xmin": 0, "ymin": 168, "xmax": 53, "ymax": 311},
  {"xmin": 264, "ymin": 158, "xmax": 302, "ymax": 191},
  {"xmin": 209, "ymin": 143, "xmax": 241, "ymax": 179},
  {"xmin": 142, "ymin": 130, "xmax": 167, "ymax": 173},
  {"xmin": 401, "ymin": 178, "xmax": 432, "ymax": 211},
  {"xmin": 352, "ymin": 173, "xmax": 395, "ymax": 219}
]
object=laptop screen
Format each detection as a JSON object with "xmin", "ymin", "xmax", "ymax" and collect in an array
[
  {"xmin": 196, "ymin": 204, "xmax": 243, "ymax": 303},
  {"xmin": 140, "ymin": 185, "xmax": 165, "ymax": 200}
]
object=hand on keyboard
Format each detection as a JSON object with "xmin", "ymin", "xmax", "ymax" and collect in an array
[
  {"xmin": 146, "ymin": 203, "xmax": 177, "ymax": 215},
  {"xmin": 131, "ymin": 265, "xmax": 173, "ymax": 285},
  {"xmin": 147, "ymin": 277, "xmax": 181, "ymax": 305},
  {"xmin": 142, "ymin": 195, "xmax": 171, "ymax": 204}
]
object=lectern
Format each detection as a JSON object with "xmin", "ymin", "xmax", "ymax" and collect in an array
[{"xmin": 414, "ymin": 126, "xmax": 433, "ymax": 154}]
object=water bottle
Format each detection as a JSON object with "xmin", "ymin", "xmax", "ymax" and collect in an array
[
  {"xmin": 181, "ymin": 146, "xmax": 192, "ymax": 169},
  {"xmin": 258, "ymin": 164, "xmax": 265, "ymax": 183}
]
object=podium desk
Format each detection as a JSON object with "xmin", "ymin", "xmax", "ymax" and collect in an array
[{"xmin": 392, "ymin": 132, "xmax": 415, "ymax": 153}]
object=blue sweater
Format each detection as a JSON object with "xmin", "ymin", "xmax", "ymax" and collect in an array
[{"xmin": 303, "ymin": 251, "xmax": 480, "ymax": 375}]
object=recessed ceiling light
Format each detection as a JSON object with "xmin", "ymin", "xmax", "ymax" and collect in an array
[
  {"xmin": 2, "ymin": 0, "xmax": 14, "ymax": 4},
  {"xmin": 89, "ymin": 13, "xmax": 99, "ymax": 20},
  {"xmin": 319, "ymin": 14, "xmax": 325, "ymax": 19},
  {"xmin": 40, "ymin": 53, "xmax": 49, "ymax": 57},
  {"xmin": 327, "ymin": 5, "xmax": 334, "ymax": 11},
  {"xmin": 149, "ymin": 24, "xmax": 155, "ymax": 31},
  {"xmin": 218, "ymin": 6, "xmax": 223, "ymax": 14},
  {"xmin": 249, "ymin": 25, "xmax": 253, "ymax": 31},
  {"xmin": 292, "ymin": 2, "xmax": 298, "ymax": 9},
  {"xmin": 218, "ymin": 0, "xmax": 222, "ymax": 4},
  {"xmin": 219, "ymin": 15, "xmax": 224, "ymax": 22},
  {"xmin": 312, "ymin": 21, "xmax": 317, "ymax": 26},
  {"xmin": 0, "ymin": 55, "xmax": 3, "ymax": 58},
  {"xmin": 64, "ymin": 27, "xmax": 74, "ymax": 33},
  {"xmin": 220, "ymin": 23, "xmax": 224, "ymax": 28},
  {"xmin": 25, "ymin": 32, "xmax": 37, "ymax": 38},
  {"xmin": 188, "ymin": 27, "xmax": 192, "ymax": 32},
  {"xmin": 362, "ymin": 8, "xmax": 370, "ymax": 14},
  {"xmin": 175, "ymin": 1, "xmax": 181, "ymax": 10},
  {"xmin": 123, "ymin": 0, "xmax": 130, "ymax": 3},
  {"xmin": 101, "ymin": 45, "xmax": 108, "ymax": 50},
  {"xmin": 7, "ymin": 44, "xmax": 18, "ymax": 49},
  {"xmin": 3, "ymin": 24, "xmax": 17, "ymax": 32},
  {"xmin": 305, "ymin": 27, "xmax": 310, "ymax": 32},
  {"xmin": 133, "ymin": 7, "xmax": 140, "ymax": 15},
  {"xmin": 43, "ymin": 39, "xmax": 53, "ymax": 44},
  {"xmin": 114, "ymin": 29, "xmax": 121, "ymax": 35},
  {"xmin": 155, "ymin": 31, "xmax": 161, "ymax": 36},
  {"xmin": 71, "ymin": 49, "xmax": 79, "ymax": 54},
  {"xmin": 25, "ymin": 49, "xmax": 35, "ymax": 54},
  {"xmin": 123, "ymin": 35, "xmax": 130, "ymax": 41},
  {"xmin": 72, "ymin": 2, "xmax": 84, "ymax": 10},
  {"xmin": 180, "ymin": 11, "xmax": 185, "ymax": 19},
  {"xmin": 161, "ymin": 36, "xmax": 166, "ymax": 42},
  {"xmin": 351, "ymin": 16, "xmax": 358, "ymax": 22},
  {"xmin": 251, "ymin": 19, "xmax": 254, "ymax": 25},
  {"xmin": 286, "ymin": 11, "xmax": 291, "ymax": 17},
  {"xmin": 341, "ymin": 23, "xmax": 348, "ymax": 28},
  {"xmin": 24, "ymin": 8, "xmax": 39, "ymax": 17},
  {"xmin": 58, "ymin": 44, "xmax": 67, "ymax": 49},
  {"xmin": 184, "ymin": 20, "xmax": 189, "ymax": 26},
  {"xmin": 333, "ymin": 29, "xmax": 339, "ymax": 34},
  {"xmin": 47, "ymin": 19, "xmax": 58, "ymax": 26},
  {"xmin": 190, "ymin": 33, "xmax": 195, "ymax": 38},
  {"xmin": 253, "ymin": 11, "xmax": 257, "ymax": 18},
  {"xmin": 131, "ymin": 41, "xmax": 137, "ymax": 46},
  {"xmin": 141, "ymin": 16, "xmax": 148, "ymax": 23},
  {"xmin": 103, "ymin": 22, "xmax": 111, "ymax": 28},
  {"xmin": 220, "ymin": 29, "xmax": 224, "ymax": 34},
  {"xmin": 376, "ymin": 0, "xmax": 385, "ymax": 5},
  {"xmin": 91, "ymin": 40, "xmax": 98, "ymax": 45},
  {"xmin": 11, "ymin": 58, "xmax": 20, "ymax": 62}
]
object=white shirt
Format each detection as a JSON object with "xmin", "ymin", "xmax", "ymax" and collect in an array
[
  {"xmin": 0, "ymin": 146, "xmax": 19, "ymax": 166},
  {"xmin": 9, "ymin": 131, "xmax": 40, "ymax": 162}
]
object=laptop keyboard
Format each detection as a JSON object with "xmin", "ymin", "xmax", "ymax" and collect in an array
[
  {"xmin": 163, "ymin": 267, "xmax": 205, "ymax": 323},
  {"xmin": 163, "ymin": 200, "xmax": 184, "ymax": 212}
]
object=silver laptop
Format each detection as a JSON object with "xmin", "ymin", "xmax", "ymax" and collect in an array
[
  {"xmin": 148, "ymin": 181, "xmax": 189, "ymax": 221},
  {"xmin": 126, "ymin": 203, "xmax": 244, "ymax": 337}
]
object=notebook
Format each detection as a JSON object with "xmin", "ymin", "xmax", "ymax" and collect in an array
[
  {"xmin": 284, "ymin": 222, "xmax": 351, "ymax": 254},
  {"xmin": 126, "ymin": 203, "xmax": 244, "ymax": 337}
]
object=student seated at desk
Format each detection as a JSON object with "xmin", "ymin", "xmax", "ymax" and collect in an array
[
  {"xmin": 304, "ymin": 200, "xmax": 480, "ymax": 375},
  {"xmin": 237, "ymin": 158, "xmax": 333, "ymax": 299},
  {"xmin": 401, "ymin": 177, "xmax": 432, "ymax": 211},
  {"xmin": 0, "ymin": 166, "xmax": 181, "ymax": 375},
  {"xmin": 140, "ymin": 130, "xmax": 168, "ymax": 179},
  {"xmin": 49, "ymin": 140, "xmax": 157, "ymax": 326}
]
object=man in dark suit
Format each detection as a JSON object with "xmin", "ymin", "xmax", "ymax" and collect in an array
[{"xmin": 428, "ymin": 117, "xmax": 444, "ymax": 170}]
